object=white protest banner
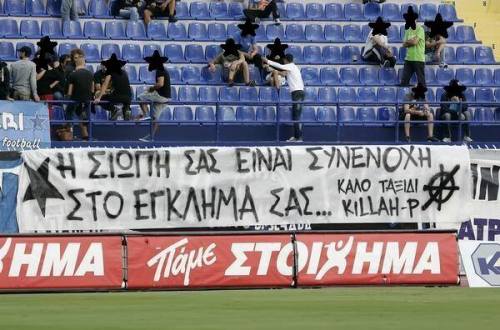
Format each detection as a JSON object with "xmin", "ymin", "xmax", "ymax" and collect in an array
[
  {"xmin": 16, "ymin": 146, "xmax": 471, "ymax": 232},
  {"xmin": 459, "ymin": 240, "xmax": 500, "ymax": 287}
]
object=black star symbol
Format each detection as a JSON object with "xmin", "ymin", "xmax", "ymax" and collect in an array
[
  {"xmin": 30, "ymin": 114, "xmax": 47, "ymax": 131},
  {"xmin": 23, "ymin": 158, "xmax": 64, "ymax": 217}
]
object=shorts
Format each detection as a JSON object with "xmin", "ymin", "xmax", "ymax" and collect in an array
[
  {"xmin": 265, "ymin": 73, "xmax": 286, "ymax": 86},
  {"xmin": 138, "ymin": 90, "xmax": 169, "ymax": 119},
  {"xmin": 399, "ymin": 111, "xmax": 427, "ymax": 121},
  {"xmin": 66, "ymin": 102, "xmax": 89, "ymax": 121},
  {"xmin": 149, "ymin": 5, "xmax": 169, "ymax": 17}
]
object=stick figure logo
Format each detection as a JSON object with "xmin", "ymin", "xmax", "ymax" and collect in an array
[{"xmin": 422, "ymin": 164, "xmax": 460, "ymax": 211}]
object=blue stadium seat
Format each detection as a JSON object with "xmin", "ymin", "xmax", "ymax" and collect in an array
[
  {"xmin": 20, "ymin": 20, "xmax": 41, "ymax": 38},
  {"xmin": 340, "ymin": 67, "xmax": 359, "ymax": 85},
  {"xmin": 419, "ymin": 4, "xmax": 438, "ymax": 21},
  {"xmin": 381, "ymin": 3, "xmax": 400, "ymax": 21},
  {"xmin": 338, "ymin": 107, "xmax": 356, "ymax": 122},
  {"xmin": 188, "ymin": 22, "xmax": 208, "ymax": 40},
  {"xmin": 0, "ymin": 42, "xmax": 15, "ymax": 60},
  {"xmin": 205, "ymin": 44, "xmax": 220, "ymax": 62},
  {"xmin": 301, "ymin": 106, "xmax": 316, "ymax": 121},
  {"xmin": 58, "ymin": 42, "xmax": 76, "ymax": 56},
  {"xmin": 438, "ymin": 4, "xmax": 458, "ymax": 21},
  {"xmin": 175, "ymin": 1, "xmax": 189, "ymax": 18},
  {"xmin": 397, "ymin": 87, "xmax": 411, "ymax": 101},
  {"xmin": 217, "ymin": 106, "xmax": 236, "ymax": 121},
  {"xmin": 456, "ymin": 46, "xmax": 474, "ymax": 64},
  {"xmin": 359, "ymin": 67, "xmax": 379, "ymax": 85},
  {"xmin": 464, "ymin": 88, "xmax": 475, "ymax": 102},
  {"xmin": 400, "ymin": 4, "xmax": 419, "ymax": 16},
  {"xmin": 239, "ymin": 87, "xmax": 258, "ymax": 102},
  {"xmin": 325, "ymin": 3, "xmax": 343, "ymax": 20},
  {"xmin": 358, "ymin": 88, "xmax": 377, "ymax": 103},
  {"xmin": 379, "ymin": 68, "xmax": 397, "ymax": 85},
  {"xmin": 122, "ymin": 44, "xmax": 142, "ymax": 62},
  {"xmin": 475, "ymin": 46, "xmax": 495, "ymax": 64},
  {"xmin": 342, "ymin": 46, "xmax": 361, "ymax": 63},
  {"xmin": 324, "ymin": 24, "xmax": 343, "ymax": 42},
  {"xmin": 196, "ymin": 106, "xmax": 215, "ymax": 121},
  {"xmin": 317, "ymin": 107, "xmax": 336, "ymax": 122},
  {"xmin": 173, "ymin": 107, "xmax": 193, "ymax": 121},
  {"xmin": 306, "ymin": 3, "xmax": 324, "ymax": 20},
  {"xmin": 259, "ymin": 87, "xmax": 279, "ymax": 102},
  {"xmin": 199, "ymin": 86, "xmax": 219, "ymax": 102},
  {"xmin": 377, "ymin": 87, "xmax": 397, "ymax": 103},
  {"xmin": 254, "ymin": 24, "xmax": 267, "ymax": 42},
  {"xmin": 495, "ymin": 88, "xmax": 500, "ymax": 102},
  {"xmin": 303, "ymin": 45, "xmax": 322, "ymax": 64},
  {"xmin": 387, "ymin": 25, "xmax": 400, "ymax": 43},
  {"xmin": 41, "ymin": 20, "xmax": 63, "ymax": 38},
  {"xmin": 426, "ymin": 89, "xmax": 436, "ymax": 102},
  {"xmin": 105, "ymin": 21, "xmax": 126, "ymax": 40},
  {"xmin": 167, "ymin": 22, "xmax": 188, "ymax": 40},
  {"xmin": 338, "ymin": 87, "xmax": 357, "ymax": 103},
  {"xmin": 378, "ymin": 107, "xmax": 396, "ymax": 121},
  {"xmin": 208, "ymin": 23, "xmax": 227, "ymax": 41},
  {"xmin": 164, "ymin": 44, "xmax": 185, "ymax": 63},
  {"xmin": 190, "ymin": 2, "xmax": 210, "ymax": 19},
  {"xmin": 201, "ymin": 66, "xmax": 222, "ymax": 84},
  {"xmin": 236, "ymin": 106, "xmax": 256, "ymax": 121},
  {"xmin": 143, "ymin": 44, "xmax": 162, "ymax": 58},
  {"xmin": 63, "ymin": 21, "xmax": 83, "ymax": 38},
  {"xmin": 475, "ymin": 68, "xmax": 494, "ymax": 86},
  {"xmin": 147, "ymin": 21, "xmax": 168, "ymax": 41},
  {"xmin": 219, "ymin": 86, "xmax": 239, "ymax": 102},
  {"xmin": 158, "ymin": 106, "xmax": 172, "ymax": 121},
  {"xmin": 178, "ymin": 86, "xmax": 198, "ymax": 102},
  {"xmin": 455, "ymin": 68, "xmax": 474, "ymax": 85},
  {"xmin": 267, "ymin": 24, "xmax": 285, "ymax": 41},
  {"xmin": 474, "ymin": 108, "xmax": 494, "ymax": 121},
  {"xmin": 446, "ymin": 26, "xmax": 457, "ymax": 42},
  {"xmin": 364, "ymin": 2, "xmax": 381, "ymax": 20},
  {"xmin": 46, "ymin": 0, "xmax": 61, "ymax": 16},
  {"xmin": 425, "ymin": 67, "xmax": 437, "ymax": 85},
  {"xmin": 166, "ymin": 66, "xmax": 181, "ymax": 84},
  {"xmin": 101, "ymin": 43, "xmax": 121, "ymax": 61},
  {"xmin": 397, "ymin": 68, "xmax": 416, "ymax": 85},
  {"xmin": 495, "ymin": 69, "xmax": 500, "ymax": 86},
  {"xmin": 455, "ymin": 26, "xmax": 477, "ymax": 43},
  {"xmin": 318, "ymin": 87, "xmax": 337, "ymax": 103},
  {"xmin": 80, "ymin": 43, "xmax": 99, "ymax": 62},
  {"xmin": 16, "ymin": 42, "xmax": 35, "ymax": 58},
  {"xmin": 344, "ymin": 3, "xmax": 364, "ymax": 20},
  {"xmin": 209, "ymin": 1, "xmax": 228, "ymax": 19},
  {"xmin": 228, "ymin": 2, "xmax": 244, "ymax": 19},
  {"xmin": 26, "ymin": 0, "xmax": 47, "ymax": 16},
  {"xmin": 52, "ymin": 106, "xmax": 65, "ymax": 120},
  {"xmin": 226, "ymin": 23, "xmax": 239, "ymax": 39},
  {"xmin": 126, "ymin": 21, "xmax": 147, "ymax": 40},
  {"xmin": 181, "ymin": 66, "xmax": 201, "ymax": 84},
  {"xmin": 285, "ymin": 45, "xmax": 303, "ymax": 64},
  {"xmin": 322, "ymin": 46, "xmax": 341, "ymax": 64},
  {"xmin": 302, "ymin": 67, "xmax": 320, "ymax": 85},
  {"xmin": 320, "ymin": 68, "xmax": 340, "ymax": 85},
  {"xmin": 343, "ymin": 24, "xmax": 363, "ymax": 42},
  {"xmin": 442, "ymin": 47, "xmax": 456, "ymax": 64},
  {"xmin": 286, "ymin": 3, "xmax": 305, "ymax": 20},
  {"xmin": 139, "ymin": 66, "xmax": 155, "ymax": 84},
  {"xmin": 357, "ymin": 107, "xmax": 377, "ymax": 121},
  {"xmin": 250, "ymin": 66, "xmax": 263, "ymax": 85},
  {"xmin": 185, "ymin": 44, "xmax": 205, "ymax": 63},
  {"xmin": 279, "ymin": 87, "xmax": 291, "ymax": 102},
  {"xmin": 256, "ymin": 106, "xmax": 276, "ymax": 121},
  {"xmin": 305, "ymin": 24, "xmax": 324, "ymax": 42},
  {"xmin": 124, "ymin": 65, "xmax": 138, "ymax": 84},
  {"xmin": 88, "ymin": 0, "xmax": 110, "ymax": 18},
  {"xmin": 5, "ymin": 0, "xmax": 26, "ymax": 15},
  {"xmin": 361, "ymin": 25, "xmax": 371, "ymax": 41},
  {"xmin": 84, "ymin": 21, "xmax": 104, "ymax": 39}
]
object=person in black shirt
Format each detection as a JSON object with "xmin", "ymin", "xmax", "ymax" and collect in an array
[
  {"xmin": 34, "ymin": 54, "xmax": 61, "ymax": 118},
  {"xmin": 94, "ymin": 54, "xmax": 132, "ymax": 120},
  {"xmin": 66, "ymin": 48, "xmax": 94, "ymax": 140},
  {"xmin": 0, "ymin": 60, "xmax": 11, "ymax": 100},
  {"xmin": 138, "ymin": 50, "xmax": 171, "ymax": 141}
]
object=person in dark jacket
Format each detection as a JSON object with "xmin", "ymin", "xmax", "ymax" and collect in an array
[
  {"xmin": 440, "ymin": 79, "xmax": 472, "ymax": 143},
  {"xmin": 0, "ymin": 61, "xmax": 11, "ymax": 100}
]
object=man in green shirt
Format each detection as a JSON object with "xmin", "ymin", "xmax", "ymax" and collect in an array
[{"xmin": 400, "ymin": 6, "xmax": 426, "ymax": 86}]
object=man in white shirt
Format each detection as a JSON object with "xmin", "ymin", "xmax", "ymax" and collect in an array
[{"xmin": 263, "ymin": 54, "xmax": 305, "ymax": 142}]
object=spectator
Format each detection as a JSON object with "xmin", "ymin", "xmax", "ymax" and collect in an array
[
  {"xmin": 0, "ymin": 60, "xmax": 12, "ymax": 100},
  {"xmin": 208, "ymin": 38, "xmax": 256, "ymax": 87},
  {"xmin": 94, "ymin": 54, "xmax": 133, "ymax": 120},
  {"xmin": 138, "ymin": 50, "xmax": 171, "ymax": 141},
  {"xmin": 264, "ymin": 65, "xmax": 286, "ymax": 89},
  {"xmin": 93, "ymin": 64, "xmax": 108, "ymax": 97},
  {"xmin": 401, "ymin": 83, "xmax": 439, "ymax": 142},
  {"xmin": 10, "ymin": 46, "xmax": 39, "ymax": 101},
  {"xmin": 262, "ymin": 54, "xmax": 305, "ymax": 142},
  {"xmin": 111, "ymin": 0, "xmax": 142, "ymax": 21},
  {"xmin": 143, "ymin": 0, "xmax": 177, "ymax": 24},
  {"xmin": 440, "ymin": 79, "xmax": 472, "ymax": 143},
  {"xmin": 236, "ymin": 19, "xmax": 260, "ymax": 63},
  {"xmin": 34, "ymin": 55, "xmax": 60, "ymax": 117},
  {"xmin": 400, "ymin": 6, "xmax": 426, "ymax": 86},
  {"xmin": 362, "ymin": 17, "xmax": 396, "ymax": 67},
  {"xmin": 424, "ymin": 14, "xmax": 453, "ymax": 69},
  {"xmin": 266, "ymin": 38, "xmax": 288, "ymax": 63},
  {"xmin": 66, "ymin": 48, "xmax": 94, "ymax": 140},
  {"xmin": 61, "ymin": 0, "xmax": 79, "ymax": 22},
  {"xmin": 50, "ymin": 58, "xmax": 66, "ymax": 101},
  {"xmin": 244, "ymin": 0, "xmax": 280, "ymax": 25}
]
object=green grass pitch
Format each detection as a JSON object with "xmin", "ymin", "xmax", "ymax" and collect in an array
[{"xmin": 0, "ymin": 288, "xmax": 499, "ymax": 330}]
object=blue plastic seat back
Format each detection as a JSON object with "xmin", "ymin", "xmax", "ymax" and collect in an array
[
  {"xmin": 338, "ymin": 87, "xmax": 357, "ymax": 103},
  {"xmin": 424, "ymin": 67, "xmax": 437, "ymax": 85},
  {"xmin": 456, "ymin": 46, "xmax": 474, "ymax": 64},
  {"xmin": 175, "ymin": 1, "xmax": 189, "ymax": 18},
  {"xmin": 178, "ymin": 86, "xmax": 199, "ymax": 102},
  {"xmin": 359, "ymin": 67, "xmax": 379, "ymax": 85},
  {"xmin": 320, "ymin": 68, "xmax": 340, "ymax": 85},
  {"xmin": 185, "ymin": 44, "xmax": 205, "ymax": 63},
  {"xmin": 164, "ymin": 44, "xmax": 185, "ymax": 63},
  {"xmin": 305, "ymin": 24, "xmax": 324, "ymax": 42},
  {"xmin": 236, "ymin": 106, "xmax": 256, "ymax": 121},
  {"xmin": 139, "ymin": 66, "xmax": 156, "ymax": 84},
  {"xmin": 219, "ymin": 86, "xmax": 239, "ymax": 102},
  {"xmin": 174, "ymin": 107, "xmax": 193, "ymax": 121},
  {"xmin": 303, "ymin": 45, "xmax": 322, "ymax": 64},
  {"xmin": 343, "ymin": 24, "xmax": 363, "ymax": 42},
  {"xmin": 0, "ymin": 19, "xmax": 18, "ymax": 37},
  {"xmin": 188, "ymin": 22, "xmax": 208, "ymax": 40},
  {"xmin": 358, "ymin": 88, "xmax": 377, "ymax": 103},
  {"xmin": 20, "ymin": 20, "xmax": 40, "ymax": 38},
  {"xmin": 455, "ymin": 68, "xmax": 474, "ymax": 85},
  {"xmin": 325, "ymin": 3, "xmax": 343, "ymax": 20},
  {"xmin": 364, "ymin": 2, "xmax": 381, "ymax": 20},
  {"xmin": 147, "ymin": 21, "xmax": 168, "ymax": 40},
  {"xmin": 317, "ymin": 107, "xmax": 336, "ymax": 122},
  {"xmin": 5, "ymin": 0, "xmax": 26, "ymax": 15},
  {"xmin": 382, "ymin": 3, "xmax": 400, "ymax": 21},
  {"xmin": 475, "ymin": 88, "xmax": 494, "ymax": 103},
  {"xmin": 0, "ymin": 42, "xmax": 15, "ymax": 60},
  {"xmin": 89, "ymin": 0, "xmax": 110, "ymax": 18},
  {"xmin": 26, "ymin": 0, "xmax": 46, "ymax": 16},
  {"xmin": 322, "ymin": 46, "xmax": 342, "ymax": 64},
  {"xmin": 209, "ymin": 1, "xmax": 228, "ymax": 18},
  {"xmin": 441, "ymin": 47, "xmax": 456, "ymax": 64},
  {"xmin": 386, "ymin": 25, "xmax": 400, "ymax": 43},
  {"xmin": 205, "ymin": 44, "xmax": 220, "ymax": 62},
  {"xmin": 305, "ymin": 88, "xmax": 318, "ymax": 102},
  {"xmin": 494, "ymin": 69, "xmax": 500, "ymax": 85},
  {"xmin": 286, "ymin": 3, "xmax": 305, "ymax": 20},
  {"xmin": 324, "ymin": 24, "xmax": 343, "ymax": 42},
  {"xmin": 239, "ymin": 87, "xmax": 258, "ymax": 102},
  {"xmin": 168, "ymin": 22, "xmax": 188, "ymax": 40},
  {"xmin": 339, "ymin": 107, "xmax": 356, "ymax": 122},
  {"xmin": 438, "ymin": 4, "xmax": 458, "ymax": 21},
  {"xmin": 122, "ymin": 44, "xmax": 141, "ymax": 62},
  {"xmin": 259, "ymin": 87, "xmax": 279, "ymax": 102},
  {"xmin": 475, "ymin": 46, "xmax": 495, "ymax": 64},
  {"xmin": 318, "ymin": 87, "xmax": 337, "ymax": 103},
  {"xmin": 301, "ymin": 68, "xmax": 320, "ymax": 85},
  {"xmin": 143, "ymin": 44, "xmax": 162, "ymax": 59},
  {"xmin": 475, "ymin": 68, "xmax": 494, "ymax": 86},
  {"xmin": 84, "ymin": 21, "xmax": 104, "ymax": 39},
  {"xmin": 105, "ymin": 21, "xmax": 126, "ymax": 39},
  {"xmin": 166, "ymin": 66, "xmax": 181, "ymax": 84},
  {"xmin": 228, "ymin": 2, "xmax": 244, "ymax": 19},
  {"xmin": 285, "ymin": 45, "xmax": 304, "ymax": 64},
  {"xmin": 80, "ymin": 43, "xmax": 100, "ymax": 61},
  {"xmin": 123, "ymin": 65, "xmax": 138, "ymax": 83},
  {"xmin": 58, "ymin": 43, "xmax": 77, "ymax": 56},
  {"xmin": 306, "ymin": 3, "xmax": 324, "ymax": 20},
  {"xmin": 278, "ymin": 106, "xmax": 292, "ymax": 121},
  {"xmin": 267, "ymin": 24, "xmax": 285, "ymax": 41},
  {"xmin": 201, "ymin": 66, "xmax": 222, "ymax": 84},
  {"xmin": 436, "ymin": 67, "xmax": 455, "ymax": 85},
  {"xmin": 419, "ymin": 4, "xmax": 438, "ymax": 21},
  {"xmin": 474, "ymin": 108, "xmax": 493, "ymax": 121},
  {"xmin": 379, "ymin": 68, "xmax": 397, "ymax": 85},
  {"xmin": 456, "ymin": 26, "xmax": 476, "ymax": 43},
  {"xmin": 47, "ymin": 0, "xmax": 61, "ymax": 16},
  {"xmin": 41, "ymin": 20, "xmax": 63, "ymax": 38},
  {"xmin": 494, "ymin": 88, "xmax": 500, "ymax": 102},
  {"xmin": 342, "ymin": 46, "xmax": 361, "ymax": 63},
  {"xmin": 256, "ymin": 106, "xmax": 276, "ymax": 121},
  {"xmin": 217, "ymin": 106, "xmax": 236, "ymax": 121},
  {"xmin": 199, "ymin": 86, "xmax": 219, "ymax": 102},
  {"xmin": 126, "ymin": 21, "xmax": 146, "ymax": 40},
  {"xmin": 279, "ymin": 87, "xmax": 291, "ymax": 102},
  {"xmin": 157, "ymin": 107, "xmax": 172, "ymax": 121},
  {"xmin": 195, "ymin": 106, "xmax": 215, "ymax": 121},
  {"xmin": 344, "ymin": 3, "xmax": 363, "ymax": 20},
  {"xmin": 377, "ymin": 87, "xmax": 397, "ymax": 103},
  {"xmin": 464, "ymin": 88, "xmax": 475, "ymax": 102},
  {"xmin": 300, "ymin": 106, "xmax": 316, "ymax": 121},
  {"xmin": 190, "ymin": 2, "xmax": 210, "ymax": 19},
  {"xmin": 378, "ymin": 107, "xmax": 396, "ymax": 121},
  {"xmin": 340, "ymin": 67, "xmax": 359, "ymax": 85},
  {"xmin": 208, "ymin": 23, "xmax": 227, "ymax": 41},
  {"xmin": 361, "ymin": 25, "xmax": 371, "ymax": 41},
  {"xmin": 181, "ymin": 66, "xmax": 201, "ymax": 84},
  {"xmin": 63, "ymin": 21, "xmax": 83, "ymax": 38},
  {"xmin": 357, "ymin": 107, "xmax": 376, "ymax": 121}
]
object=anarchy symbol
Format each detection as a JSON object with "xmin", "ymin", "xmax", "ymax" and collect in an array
[{"xmin": 422, "ymin": 164, "xmax": 460, "ymax": 211}]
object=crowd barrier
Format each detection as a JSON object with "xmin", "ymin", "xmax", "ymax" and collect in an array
[{"xmin": 0, "ymin": 231, "xmax": 459, "ymax": 292}]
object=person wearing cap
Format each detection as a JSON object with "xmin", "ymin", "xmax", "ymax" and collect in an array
[
  {"xmin": 244, "ymin": 0, "xmax": 280, "ymax": 25},
  {"xmin": 10, "ymin": 46, "xmax": 39, "ymax": 101},
  {"xmin": 362, "ymin": 17, "xmax": 396, "ymax": 67},
  {"xmin": 440, "ymin": 79, "xmax": 472, "ymax": 143},
  {"xmin": 401, "ymin": 83, "xmax": 439, "ymax": 143},
  {"xmin": 400, "ymin": 6, "xmax": 426, "ymax": 86}
]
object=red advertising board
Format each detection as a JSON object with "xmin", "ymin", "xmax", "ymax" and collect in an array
[
  {"xmin": 0, "ymin": 236, "xmax": 123, "ymax": 290},
  {"xmin": 295, "ymin": 233, "xmax": 458, "ymax": 285},
  {"xmin": 126, "ymin": 235, "xmax": 293, "ymax": 289}
]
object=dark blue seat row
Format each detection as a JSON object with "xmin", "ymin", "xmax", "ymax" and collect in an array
[{"xmin": 1, "ymin": 0, "xmax": 108, "ymax": 18}]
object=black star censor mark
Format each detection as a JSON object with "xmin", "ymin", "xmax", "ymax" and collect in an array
[
  {"xmin": 422, "ymin": 164, "xmax": 460, "ymax": 211},
  {"xmin": 23, "ymin": 158, "xmax": 64, "ymax": 217}
]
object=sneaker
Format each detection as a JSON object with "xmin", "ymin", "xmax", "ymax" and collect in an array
[
  {"xmin": 439, "ymin": 62, "xmax": 448, "ymax": 69},
  {"xmin": 427, "ymin": 136, "xmax": 440, "ymax": 142},
  {"xmin": 139, "ymin": 134, "xmax": 151, "ymax": 142},
  {"xmin": 287, "ymin": 136, "xmax": 302, "ymax": 142},
  {"xmin": 442, "ymin": 137, "xmax": 451, "ymax": 143},
  {"xmin": 404, "ymin": 136, "xmax": 411, "ymax": 143},
  {"xmin": 274, "ymin": 18, "xmax": 281, "ymax": 25},
  {"xmin": 254, "ymin": 17, "xmax": 260, "ymax": 24},
  {"xmin": 382, "ymin": 60, "xmax": 391, "ymax": 68},
  {"xmin": 463, "ymin": 136, "xmax": 473, "ymax": 143},
  {"xmin": 247, "ymin": 80, "xmax": 256, "ymax": 87}
]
